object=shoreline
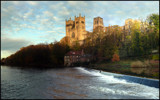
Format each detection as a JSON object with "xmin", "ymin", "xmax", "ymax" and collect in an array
[
  {"xmin": 87, "ymin": 65, "xmax": 159, "ymax": 80},
  {"xmin": 90, "ymin": 67, "xmax": 159, "ymax": 80}
]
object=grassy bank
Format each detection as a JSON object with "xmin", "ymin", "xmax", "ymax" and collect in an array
[{"xmin": 87, "ymin": 59, "xmax": 159, "ymax": 79}]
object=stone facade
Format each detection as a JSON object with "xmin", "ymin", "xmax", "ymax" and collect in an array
[
  {"xmin": 93, "ymin": 17, "xmax": 104, "ymax": 32},
  {"xmin": 64, "ymin": 50, "xmax": 92, "ymax": 66},
  {"xmin": 64, "ymin": 51, "xmax": 83, "ymax": 66},
  {"xmin": 65, "ymin": 14, "xmax": 87, "ymax": 46}
]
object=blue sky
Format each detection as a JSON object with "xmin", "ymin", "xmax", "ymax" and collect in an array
[{"xmin": 1, "ymin": 1, "xmax": 159, "ymax": 58}]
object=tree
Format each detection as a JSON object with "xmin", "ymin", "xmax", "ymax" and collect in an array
[
  {"xmin": 147, "ymin": 14, "xmax": 159, "ymax": 30},
  {"xmin": 112, "ymin": 54, "xmax": 120, "ymax": 62}
]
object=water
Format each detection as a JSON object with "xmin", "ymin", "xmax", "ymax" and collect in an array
[{"xmin": 1, "ymin": 65, "xmax": 159, "ymax": 99}]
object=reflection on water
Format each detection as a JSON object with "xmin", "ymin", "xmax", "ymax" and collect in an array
[{"xmin": 1, "ymin": 65, "xmax": 159, "ymax": 99}]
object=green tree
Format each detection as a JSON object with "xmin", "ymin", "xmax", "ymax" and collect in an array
[
  {"xmin": 147, "ymin": 14, "xmax": 159, "ymax": 30},
  {"xmin": 131, "ymin": 31, "xmax": 143, "ymax": 56}
]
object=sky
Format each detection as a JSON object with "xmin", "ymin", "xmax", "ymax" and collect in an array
[{"xmin": 1, "ymin": 1, "xmax": 159, "ymax": 58}]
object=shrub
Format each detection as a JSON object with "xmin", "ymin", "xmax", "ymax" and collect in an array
[
  {"xmin": 144, "ymin": 60, "xmax": 151, "ymax": 67},
  {"xmin": 152, "ymin": 73, "xmax": 159, "ymax": 78},
  {"xmin": 112, "ymin": 54, "xmax": 120, "ymax": 62},
  {"xmin": 152, "ymin": 54, "xmax": 159, "ymax": 60},
  {"xmin": 131, "ymin": 61, "xmax": 145, "ymax": 68}
]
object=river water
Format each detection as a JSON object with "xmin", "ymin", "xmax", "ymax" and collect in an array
[{"xmin": 1, "ymin": 65, "xmax": 159, "ymax": 99}]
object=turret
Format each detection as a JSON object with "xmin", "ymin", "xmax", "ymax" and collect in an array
[
  {"xmin": 93, "ymin": 16, "xmax": 104, "ymax": 32},
  {"xmin": 66, "ymin": 18, "xmax": 74, "ymax": 37}
]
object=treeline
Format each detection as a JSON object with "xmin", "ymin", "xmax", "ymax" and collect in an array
[
  {"xmin": 3, "ymin": 42, "xmax": 70, "ymax": 67},
  {"xmin": 77, "ymin": 13, "xmax": 159, "ymax": 61}
]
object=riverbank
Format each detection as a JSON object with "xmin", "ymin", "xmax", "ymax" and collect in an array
[{"xmin": 86, "ymin": 59, "xmax": 159, "ymax": 79}]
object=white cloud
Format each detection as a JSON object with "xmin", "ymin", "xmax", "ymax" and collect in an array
[
  {"xmin": 11, "ymin": 1, "xmax": 20, "ymax": 5},
  {"xmin": 43, "ymin": 11, "xmax": 54, "ymax": 17},
  {"xmin": 58, "ymin": 7, "xmax": 70, "ymax": 16},
  {"xmin": 68, "ymin": 1, "xmax": 88, "ymax": 7},
  {"xmin": 1, "ymin": 37, "xmax": 31, "ymax": 52},
  {"xmin": 1, "ymin": 50, "xmax": 14, "ymax": 59},
  {"xmin": 53, "ymin": 16, "xmax": 60, "ymax": 22},
  {"xmin": 23, "ymin": 9, "xmax": 33, "ymax": 19},
  {"xmin": 15, "ymin": 28, "xmax": 21, "ymax": 32},
  {"xmin": 27, "ymin": 1, "xmax": 38, "ymax": 6},
  {"xmin": 46, "ymin": 30, "xmax": 56, "ymax": 33},
  {"xmin": 49, "ymin": 2, "xmax": 64, "ymax": 10}
]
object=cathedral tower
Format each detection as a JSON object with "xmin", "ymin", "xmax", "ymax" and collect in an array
[
  {"xmin": 65, "ymin": 14, "xmax": 86, "ymax": 45},
  {"xmin": 66, "ymin": 17, "xmax": 74, "ymax": 37},
  {"xmin": 75, "ymin": 13, "xmax": 86, "ymax": 41},
  {"xmin": 93, "ymin": 17, "xmax": 104, "ymax": 32}
]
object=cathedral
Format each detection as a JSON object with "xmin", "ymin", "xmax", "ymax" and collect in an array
[
  {"xmin": 60, "ymin": 14, "xmax": 104, "ymax": 46},
  {"xmin": 60, "ymin": 14, "xmax": 146, "ymax": 46}
]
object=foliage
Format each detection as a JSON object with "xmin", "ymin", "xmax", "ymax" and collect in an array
[
  {"xmin": 112, "ymin": 54, "xmax": 120, "ymax": 62},
  {"xmin": 4, "ymin": 42, "xmax": 70, "ymax": 67},
  {"xmin": 71, "ymin": 41, "xmax": 81, "ymax": 51},
  {"xmin": 147, "ymin": 13, "xmax": 159, "ymax": 30},
  {"xmin": 131, "ymin": 60, "xmax": 152, "ymax": 68},
  {"xmin": 131, "ymin": 31, "xmax": 143, "ymax": 56},
  {"xmin": 131, "ymin": 61, "xmax": 145, "ymax": 68},
  {"xmin": 152, "ymin": 54, "xmax": 159, "ymax": 60}
]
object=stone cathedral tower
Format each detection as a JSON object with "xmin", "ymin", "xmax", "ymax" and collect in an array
[
  {"xmin": 65, "ymin": 14, "xmax": 87, "ymax": 45},
  {"xmin": 93, "ymin": 16, "xmax": 104, "ymax": 32}
]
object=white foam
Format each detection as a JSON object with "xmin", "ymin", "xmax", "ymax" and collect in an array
[
  {"xmin": 75, "ymin": 67, "xmax": 127, "ymax": 83},
  {"xmin": 88, "ymin": 85, "xmax": 159, "ymax": 99},
  {"xmin": 75, "ymin": 67, "xmax": 159, "ymax": 99}
]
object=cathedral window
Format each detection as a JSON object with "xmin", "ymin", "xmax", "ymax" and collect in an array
[{"xmin": 81, "ymin": 21, "xmax": 84, "ymax": 24}]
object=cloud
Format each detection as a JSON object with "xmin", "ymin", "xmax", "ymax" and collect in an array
[
  {"xmin": 1, "ymin": 37, "xmax": 31, "ymax": 52},
  {"xmin": 23, "ymin": 9, "xmax": 34, "ymax": 19},
  {"xmin": 1, "ymin": 51, "xmax": 14, "ymax": 59},
  {"xmin": 67, "ymin": 1, "xmax": 88, "ymax": 7},
  {"xmin": 27, "ymin": 1, "xmax": 38, "ymax": 6},
  {"xmin": 49, "ymin": 2, "xmax": 64, "ymax": 10},
  {"xmin": 58, "ymin": 6, "xmax": 70, "ymax": 17},
  {"xmin": 43, "ymin": 11, "xmax": 54, "ymax": 17}
]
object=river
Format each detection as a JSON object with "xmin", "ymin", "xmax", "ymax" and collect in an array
[{"xmin": 1, "ymin": 65, "xmax": 159, "ymax": 99}]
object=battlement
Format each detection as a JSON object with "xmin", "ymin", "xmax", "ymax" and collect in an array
[
  {"xmin": 66, "ymin": 14, "xmax": 85, "ymax": 22},
  {"xmin": 66, "ymin": 17, "xmax": 74, "ymax": 22},
  {"xmin": 94, "ymin": 16, "xmax": 103, "ymax": 19},
  {"xmin": 75, "ymin": 14, "xmax": 85, "ymax": 21}
]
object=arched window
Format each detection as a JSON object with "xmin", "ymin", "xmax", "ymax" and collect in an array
[
  {"xmin": 81, "ymin": 21, "xmax": 84, "ymax": 24},
  {"xmin": 72, "ymin": 32, "xmax": 75, "ymax": 38}
]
